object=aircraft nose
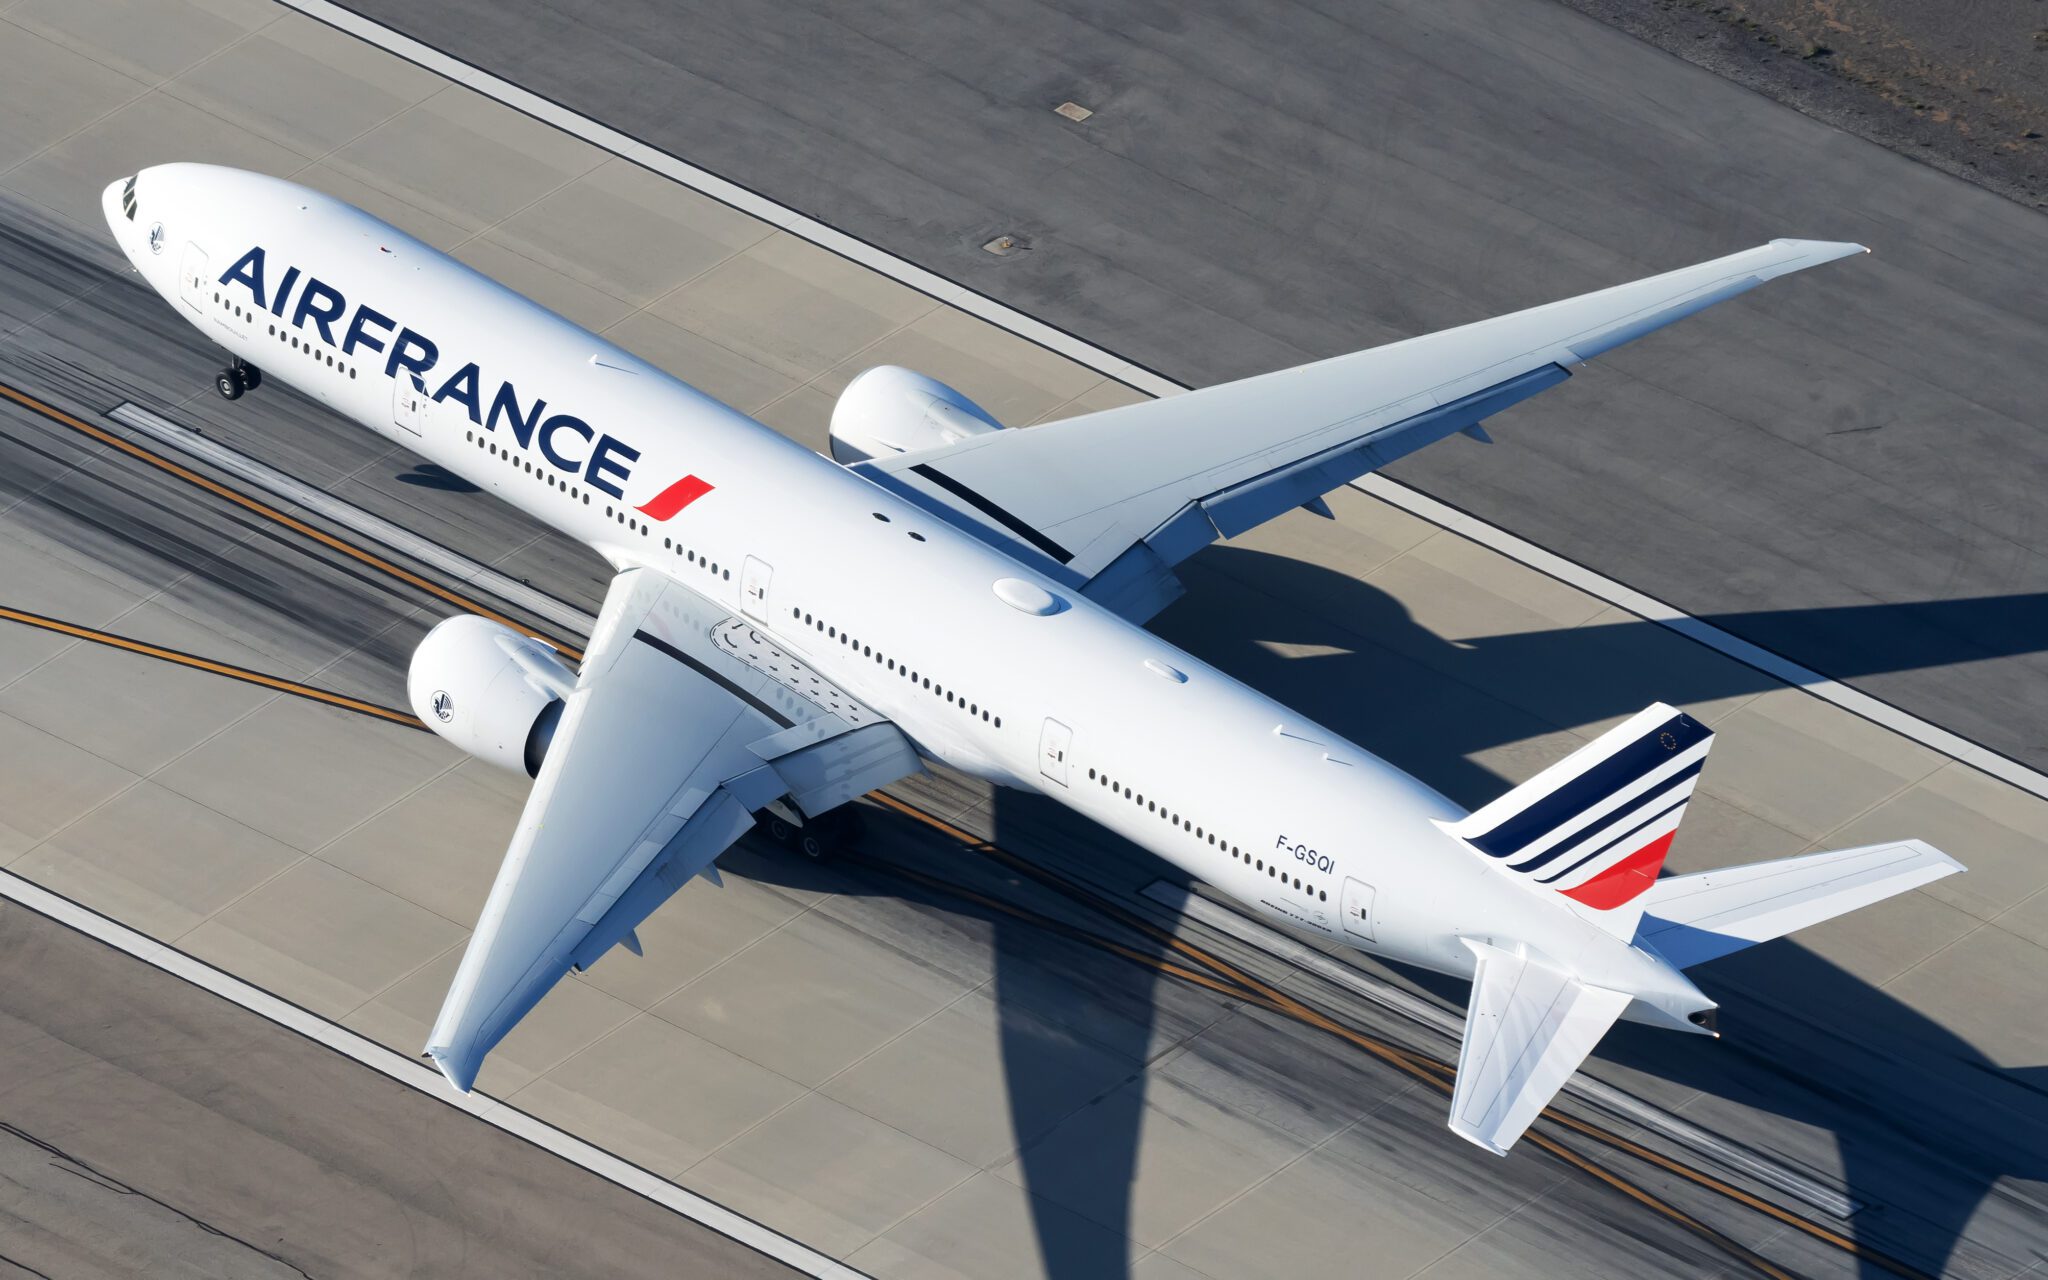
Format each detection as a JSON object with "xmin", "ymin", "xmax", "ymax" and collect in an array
[{"xmin": 102, "ymin": 174, "xmax": 139, "ymax": 244}]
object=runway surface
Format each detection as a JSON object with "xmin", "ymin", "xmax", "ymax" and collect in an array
[
  {"xmin": 342, "ymin": 0, "xmax": 2048, "ymax": 774},
  {"xmin": 0, "ymin": 900, "xmax": 796, "ymax": 1279},
  {"xmin": 0, "ymin": 2, "xmax": 2043, "ymax": 1277}
]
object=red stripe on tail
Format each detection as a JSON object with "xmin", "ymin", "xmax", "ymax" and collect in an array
[
  {"xmin": 637, "ymin": 474, "xmax": 714, "ymax": 521},
  {"xmin": 1559, "ymin": 831, "xmax": 1676, "ymax": 910}
]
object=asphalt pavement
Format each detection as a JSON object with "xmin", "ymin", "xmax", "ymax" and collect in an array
[
  {"xmin": 340, "ymin": 0, "xmax": 2048, "ymax": 773},
  {"xmin": 0, "ymin": 4, "xmax": 2044, "ymax": 1276}
]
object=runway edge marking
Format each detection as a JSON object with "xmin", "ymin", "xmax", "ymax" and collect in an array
[
  {"xmin": 283, "ymin": 0, "xmax": 2048, "ymax": 806},
  {"xmin": 0, "ymin": 869, "xmax": 870, "ymax": 1280}
]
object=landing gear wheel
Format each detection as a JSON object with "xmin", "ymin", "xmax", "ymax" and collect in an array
[
  {"xmin": 796, "ymin": 808, "xmax": 863, "ymax": 862},
  {"xmin": 237, "ymin": 363, "xmax": 262, "ymax": 391},
  {"xmin": 764, "ymin": 814, "xmax": 795, "ymax": 845},
  {"xmin": 214, "ymin": 367, "xmax": 244, "ymax": 400}
]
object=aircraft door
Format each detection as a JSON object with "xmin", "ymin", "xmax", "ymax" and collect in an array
[
  {"xmin": 740, "ymin": 556, "xmax": 773, "ymax": 620},
  {"xmin": 1339, "ymin": 877, "xmax": 1376, "ymax": 942},
  {"xmin": 1038, "ymin": 718, "xmax": 1072, "ymax": 787},
  {"xmin": 178, "ymin": 243, "xmax": 208, "ymax": 313},
  {"xmin": 392, "ymin": 372, "xmax": 426, "ymax": 435}
]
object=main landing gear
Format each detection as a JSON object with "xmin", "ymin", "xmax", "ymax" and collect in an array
[
  {"xmin": 213, "ymin": 357, "xmax": 262, "ymax": 400},
  {"xmin": 762, "ymin": 806, "xmax": 865, "ymax": 862}
]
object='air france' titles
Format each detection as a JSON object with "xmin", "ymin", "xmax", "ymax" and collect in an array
[{"xmin": 217, "ymin": 245, "xmax": 640, "ymax": 498}]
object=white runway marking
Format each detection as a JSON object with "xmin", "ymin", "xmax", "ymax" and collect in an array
[
  {"xmin": 283, "ymin": 0, "xmax": 2048, "ymax": 806},
  {"xmin": 0, "ymin": 868, "xmax": 868, "ymax": 1279},
  {"xmin": 36, "ymin": 1, "xmax": 2031, "ymax": 1263}
]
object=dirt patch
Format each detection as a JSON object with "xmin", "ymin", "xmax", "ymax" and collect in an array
[{"xmin": 1556, "ymin": 0, "xmax": 2048, "ymax": 209}]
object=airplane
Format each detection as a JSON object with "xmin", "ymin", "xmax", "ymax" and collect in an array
[{"xmin": 103, "ymin": 163, "xmax": 1962, "ymax": 1156}]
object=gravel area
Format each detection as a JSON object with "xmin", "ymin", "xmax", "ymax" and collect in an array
[{"xmin": 1556, "ymin": 0, "xmax": 2048, "ymax": 209}]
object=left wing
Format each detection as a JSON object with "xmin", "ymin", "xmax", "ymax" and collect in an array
[
  {"xmin": 856, "ymin": 240, "xmax": 1865, "ymax": 622},
  {"xmin": 1449, "ymin": 939, "xmax": 1632, "ymax": 1155},
  {"xmin": 426, "ymin": 568, "xmax": 920, "ymax": 1092}
]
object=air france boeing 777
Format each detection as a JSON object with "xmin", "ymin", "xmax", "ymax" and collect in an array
[{"xmin": 104, "ymin": 164, "xmax": 1961, "ymax": 1155}]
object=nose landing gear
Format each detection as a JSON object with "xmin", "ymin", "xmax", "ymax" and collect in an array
[{"xmin": 214, "ymin": 357, "xmax": 262, "ymax": 400}]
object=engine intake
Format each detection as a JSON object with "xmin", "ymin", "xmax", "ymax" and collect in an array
[
  {"xmin": 829, "ymin": 366, "xmax": 1003, "ymax": 464},
  {"xmin": 408, "ymin": 615, "xmax": 575, "ymax": 776}
]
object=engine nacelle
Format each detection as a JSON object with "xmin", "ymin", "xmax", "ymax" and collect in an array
[
  {"xmin": 829, "ymin": 365, "xmax": 1003, "ymax": 465},
  {"xmin": 408, "ymin": 615, "xmax": 575, "ymax": 776}
]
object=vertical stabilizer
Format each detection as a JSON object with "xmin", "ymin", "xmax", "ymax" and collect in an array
[{"xmin": 1437, "ymin": 704, "xmax": 1712, "ymax": 937}]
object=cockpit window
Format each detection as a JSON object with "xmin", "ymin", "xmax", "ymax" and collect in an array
[{"xmin": 120, "ymin": 176, "xmax": 137, "ymax": 222}]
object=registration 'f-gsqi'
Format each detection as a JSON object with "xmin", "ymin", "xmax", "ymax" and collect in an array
[{"xmin": 106, "ymin": 164, "xmax": 1962, "ymax": 1155}]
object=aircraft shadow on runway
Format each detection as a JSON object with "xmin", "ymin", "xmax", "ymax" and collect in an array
[
  {"xmin": 394, "ymin": 463, "xmax": 481, "ymax": 493},
  {"xmin": 1139, "ymin": 545, "xmax": 2048, "ymax": 1279},
  {"xmin": 722, "ymin": 826, "xmax": 1186, "ymax": 1280},
  {"xmin": 739, "ymin": 549, "xmax": 2047, "ymax": 1279},
  {"xmin": 26, "ymin": 206, "xmax": 2042, "ymax": 1275}
]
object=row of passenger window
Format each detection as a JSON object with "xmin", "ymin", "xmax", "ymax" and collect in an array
[
  {"xmin": 249, "ymin": 304, "xmax": 359, "ymax": 380},
  {"xmin": 1086, "ymin": 766, "xmax": 1329, "ymax": 903},
  {"xmin": 461, "ymin": 431, "xmax": 735, "ymax": 584},
  {"xmin": 792, "ymin": 606, "xmax": 1000, "ymax": 727},
  {"xmin": 467, "ymin": 429, "xmax": 591, "ymax": 503}
]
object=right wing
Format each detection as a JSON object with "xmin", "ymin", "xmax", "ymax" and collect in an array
[
  {"xmin": 1449, "ymin": 939, "xmax": 1632, "ymax": 1156},
  {"xmin": 426, "ymin": 568, "xmax": 920, "ymax": 1092},
  {"xmin": 857, "ymin": 240, "xmax": 1866, "ymax": 622}
]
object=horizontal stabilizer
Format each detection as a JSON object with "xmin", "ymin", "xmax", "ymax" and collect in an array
[
  {"xmin": 1636, "ymin": 839, "xmax": 1963, "ymax": 969},
  {"xmin": 1450, "ymin": 939, "xmax": 1632, "ymax": 1155}
]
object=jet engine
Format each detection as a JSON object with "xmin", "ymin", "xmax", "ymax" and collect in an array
[
  {"xmin": 407, "ymin": 614, "xmax": 576, "ymax": 776},
  {"xmin": 828, "ymin": 365, "xmax": 1003, "ymax": 464}
]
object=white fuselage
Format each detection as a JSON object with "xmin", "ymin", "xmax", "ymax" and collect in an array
[{"xmin": 105, "ymin": 165, "xmax": 1703, "ymax": 1024}]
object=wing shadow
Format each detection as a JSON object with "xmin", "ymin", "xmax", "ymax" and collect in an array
[
  {"xmin": 725, "ymin": 810, "xmax": 1195, "ymax": 1280},
  {"xmin": 1142, "ymin": 543, "xmax": 2048, "ymax": 1277}
]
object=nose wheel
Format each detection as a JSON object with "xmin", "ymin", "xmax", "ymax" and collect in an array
[{"xmin": 213, "ymin": 358, "xmax": 261, "ymax": 400}]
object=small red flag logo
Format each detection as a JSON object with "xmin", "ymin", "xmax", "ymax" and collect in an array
[{"xmin": 636, "ymin": 474, "xmax": 714, "ymax": 521}]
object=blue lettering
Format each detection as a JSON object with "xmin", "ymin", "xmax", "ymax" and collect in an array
[
  {"xmin": 431, "ymin": 362, "xmax": 483, "ymax": 424},
  {"xmin": 291, "ymin": 277, "xmax": 346, "ymax": 346},
  {"xmin": 485, "ymin": 381, "xmax": 546, "ymax": 448},
  {"xmin": 268, "ymin": 265, "xmax": 301, "ymax": 318},
  {"xmin": 217, "ymin": 247, "xmax": 267, "ymax": 310},
  {"xmin": 586, "ymin": 434, "xmax": 639, "ymax": 499},
  {"xmin": 342, "ymin": 305, "xmax": 394, "ymax": 358},
  {"xmin": 538, "ymin": 414, "xmax": 592, "ymax": 470},
  {"xmin": 384, "ymin": 327, "xmax": 438, "ymax": 384}
]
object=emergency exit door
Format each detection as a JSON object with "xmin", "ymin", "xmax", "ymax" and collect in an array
[
  {"xmin": 1038, "ymin": 718, "xmax": 1072, "ymax": 787},
  {"xmin": 1339, "ymin": 877, "xmax": 1376, "ymax": 942},
  {"xmin": 178, "ymin": 243, "xmax": 208, "ymax": 313},
  {"xmin": 740, "ymin": 556, "xmax": 773, "ymax": 620},
  {"xmin": 392, "ymin": 373, "xmax": 426, "ymax": 435}
]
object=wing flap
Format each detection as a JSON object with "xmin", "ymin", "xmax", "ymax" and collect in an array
[
  {"xmin": 1450, "ymin": 939, "xmax": 1632, "ymax": 1155},
  {"xmin": 568, "ymin": 782, "xmax": 761, "ymax": 973}
]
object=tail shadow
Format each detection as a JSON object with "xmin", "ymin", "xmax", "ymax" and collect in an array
[{"xmin": 1143, "ymin": 543, "xmax": 2048, "ymax": 1277}]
